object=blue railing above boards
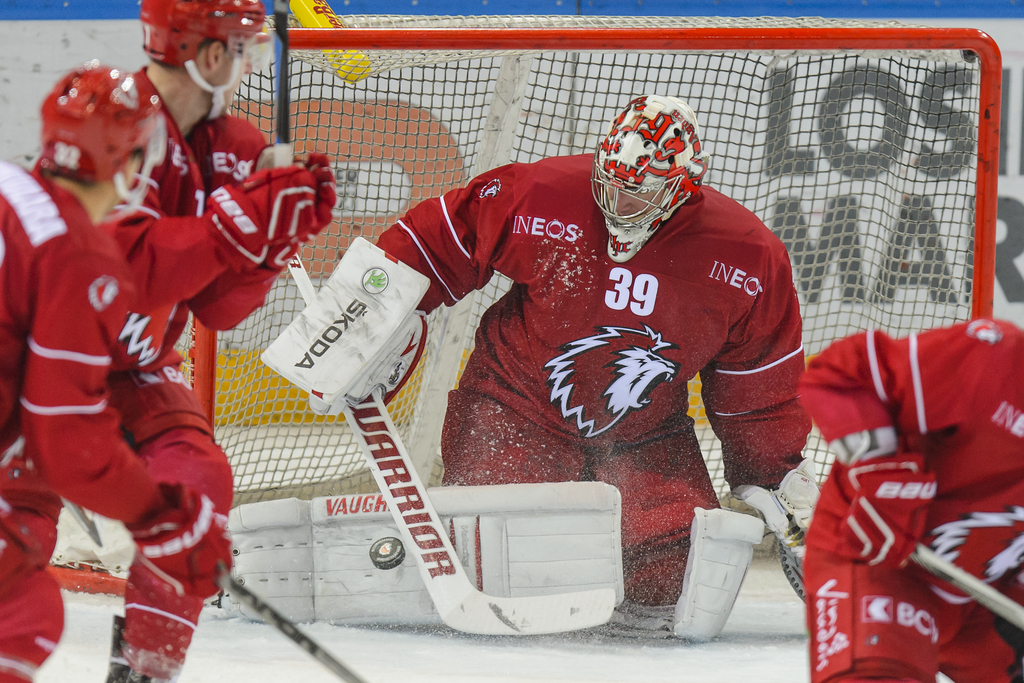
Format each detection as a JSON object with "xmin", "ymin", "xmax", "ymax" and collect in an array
[{"xmin": 0, "ymin": 0, "xmax": 1020, "ymax": 20}]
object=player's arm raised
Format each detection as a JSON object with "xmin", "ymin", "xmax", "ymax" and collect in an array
[{"xmin": 109, "ymin": 152, "xmax": 335, "ymax": 324}]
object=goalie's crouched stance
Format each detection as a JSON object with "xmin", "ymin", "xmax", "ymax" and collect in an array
[{"xmin": 258, "ymin": 239, "xmax": 816, "ymax": 638}]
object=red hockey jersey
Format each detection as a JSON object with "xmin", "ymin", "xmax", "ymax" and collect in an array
[
  {"xmin": 801, "ymin": 319, "xmax": 1024, "ymax": 592},
  {"xmin": 377, "ymin": 154, "xmax": 810, "ymax": 487},
  {"xmin": 103, "ymin": 69, "xmax": 277, "ymax": 373},
  {"xmin": 190, "ymin": 114, "xmax": 268, "ymax": 196},
  {"xmin": 0, "ymin": 163, "xmax": 160, "ymax": 522}
]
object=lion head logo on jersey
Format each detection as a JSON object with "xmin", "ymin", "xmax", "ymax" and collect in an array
[
  {"xmin": 544, "ymin": 326, "xmax": 679, "ymax": 438},
  {"xmin": 929, "ymin": 507, "xmax": 1024, "ymax": 582}
]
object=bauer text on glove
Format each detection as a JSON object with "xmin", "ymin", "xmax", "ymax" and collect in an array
[
  {"xmin": 204, "ymin": 162, "xmax": 336, "ymax": 272},
  {"xmin": 834, "ymin": 453, "xmax": 935, "ymax": 568}
]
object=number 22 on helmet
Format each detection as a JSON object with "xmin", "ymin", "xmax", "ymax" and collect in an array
[{"xmin": 38, "ymin": 61, "xmax": 167, "ymax": 211}]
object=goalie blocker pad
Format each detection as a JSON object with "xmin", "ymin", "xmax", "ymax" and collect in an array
[
  {"xmin": 225, "ymin": 482, "xmax": 624, "ymax": 625},
  {"xmin": 261, "ymin": 237, "xmax": 430, "ymax": 409}
]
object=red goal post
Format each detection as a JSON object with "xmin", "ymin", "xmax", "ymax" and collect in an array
[{"xmin": 186, "ymin": 17, "xmax": 1000, "ymax": 506}]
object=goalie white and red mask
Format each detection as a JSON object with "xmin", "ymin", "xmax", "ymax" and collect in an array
[
  {"xmin": 38, "ymin": 61, "xmax": 167, "ymax": 211},
  {"xmin": 140, "ymin": 0, "xmax": 270, "ymax": 120},
  {"xmin": 591, "ymin": 95, "xmax": 709, "ymax": 263}
]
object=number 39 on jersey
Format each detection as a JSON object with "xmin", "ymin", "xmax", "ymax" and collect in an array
[{"xmin": 604, "ymin": 267, "xmax": 659, "ymax": 317}]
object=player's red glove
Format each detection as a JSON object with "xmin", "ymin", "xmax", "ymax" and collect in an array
[
  {"xmin": 0, "ymin": 495, "xmax": 44, "ymax": 598},
  {"xmin": 834, "ymin": 454, "xmax": 936, "ymax": 568},
  {"xmin": 303, "ymin": 152, "xmax": 337, "ymax": 228},
  {"xmin": 205, "ymin": 161, "xmax": 335, "ymax": 272},
  {"xmin": 259, "ymin": 153, "xmax": 338, "ymax": 269},
  {"xmin": 125, "ymin": 483, "xmax": 231, "ymax": 598}
]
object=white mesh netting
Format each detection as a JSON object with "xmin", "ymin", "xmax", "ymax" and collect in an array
[{"xmin": 199, "ymin": 16, "xmax": 984, "ymax": 506}]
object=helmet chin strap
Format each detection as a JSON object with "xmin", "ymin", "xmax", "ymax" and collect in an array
[
  {"xmin": 184, "ymin": 57, "xmax": 243, "ymax": 120},
  {"xmin": 114, "ymin": 115, "xmax": 167, "ymax": 211}
]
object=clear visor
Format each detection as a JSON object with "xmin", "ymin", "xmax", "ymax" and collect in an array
[
  {"xmin": 591, "ymin": 173, "xmax": 677, "ymax": 230},
  {"xmin": 186, "ymin": 32, "xmax": 267, "ymax": 120},
  {"xmin": 114, "ymin": 113, "xmax": 167, "ymax": 211},
  {"xmin": 221, "ymin": 32, "xmax": 271, "ymax": 79},
  {"xmin": 244, "ymin": 31, "xmax": 273, "ymax": 75}
]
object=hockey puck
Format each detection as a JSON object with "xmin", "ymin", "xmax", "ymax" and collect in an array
[{"xmin": 369, "ymin": 537, "xmax": 405, "ymax": 570}]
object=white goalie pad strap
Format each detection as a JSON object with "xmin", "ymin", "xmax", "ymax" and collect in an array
[
  {"xmin": 261, "ymin": 237, "xmax": 430, "ymax": 407},
  {"xmin": 225, "ymin": 482, "xmax": 624, "ymax": 625},
  {"xmin": 673, "ymin": 507, "xmax": 765, "ymax": 641}
]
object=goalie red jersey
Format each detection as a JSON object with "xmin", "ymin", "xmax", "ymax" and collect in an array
[
  {"xmin": 379, "ymin": 153, "xmax": 809, "ymax": 484},
  {"xmin": 377, "ymin": 152, "xmax": 810, "ymax": 610},
  {"xmin": 799, "ymin": 319, "xmax": 1024, "ymax": 682}
]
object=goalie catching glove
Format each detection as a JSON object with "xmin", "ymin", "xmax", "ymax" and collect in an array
[
  {"xmin": 734, "ymin": 458, "xmax": 819, "ymax": 598},
  {"xmin": 125, "ymin": 482, "xmax": 232, "ymax": 597},
  {"xmin": 262, "ymin": 237, "xmax": 430, "ymax": 412},
  {"xmin": 206, "ymin": 152, "xmax": 336, "ymax": 271}
]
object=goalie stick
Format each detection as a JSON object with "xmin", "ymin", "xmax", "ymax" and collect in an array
[
  {"xmin": 911, "ymin": 544, "xmax": 1024, "ymax": 631},
  {"xmin": 269, "ymin": 1, "xmax": 614, "ymax": 635},
  {"xmin": 63, "ymin": 499, "xmax": 102, "ymax": 547},
  {"xmin": 216, "ymin": 565, "xmax": 368, "ymax": 683},
  {"xmin": 341, "ymin": 390, "xmax": 616, "ymax": 635}
]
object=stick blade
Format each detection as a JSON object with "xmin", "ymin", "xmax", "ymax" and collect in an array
[{"xmin": 439, "ymin": 587, "xmax": 616, "ymax": 635}]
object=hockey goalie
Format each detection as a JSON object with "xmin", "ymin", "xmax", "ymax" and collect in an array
[{"xmin": 248, "ymin": 94, "xmax": 819, "ymax": 638}]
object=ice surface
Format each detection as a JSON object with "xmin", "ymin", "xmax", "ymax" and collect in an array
[{"xmin": 37, "ymin": 559, "xmax": 820, "ymax": 683}]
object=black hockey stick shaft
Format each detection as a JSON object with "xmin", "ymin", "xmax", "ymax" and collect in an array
[
  {"xmin": 62, "ymin": 498, "xmax": 102, "ymax": 547},
  {"xmin": 216, "ymin": 565, "xmax": 368, "ymax": 683},
  {"xmin": 273, "ymin": 0, "xmax": 291, "ymax": 147}
]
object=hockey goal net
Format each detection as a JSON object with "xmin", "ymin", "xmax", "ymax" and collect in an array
[{"xmin": 190, "ymin": 16, "xmax": 999, "ymax": 507}]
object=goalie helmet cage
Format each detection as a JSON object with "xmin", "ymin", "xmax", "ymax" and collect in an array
[{"xmin": 188, "ymin": 16, "xmax": 999, "ymax": 506}]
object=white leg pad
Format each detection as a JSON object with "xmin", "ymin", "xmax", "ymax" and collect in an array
[
  {"xmin": 673, "ymin": 507, "xmax": 765, "ymax": 641},
  {"xmin": 228, "ymin": 497, "xmax": 316, "ymax": 622},
  {"xmin": 226, "ymin": 482, "xmax": 624, "ymax": 625}
]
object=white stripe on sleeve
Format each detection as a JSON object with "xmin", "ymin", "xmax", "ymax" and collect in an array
[
  {"xmin": 439, "ymin": 196, "xmax": 473, "ymax": 261},
  {"xmin": 397, "ymin": 220, "xmax": 460, "ymax": 303},
  {"xmin": 0, "ymin": 654, "xmax": 37, "ymax": 680},
  {"xmin": 28, "ymin": 337, "xmax": 111, "ymax": 366},
  {"xmin": 866, "ymin": 329, "xmax": 889, "ymax": 403},
  {"xmin": 21, "ymin": 396, "xmax": 108, "ymax": 416},
  {"xmin": 715, "ymin": 345, "xmax": 803, "ymax": 375},
  {"xmin": 908, "ymin": 333, "xmax": 927, "ymax": 433}
]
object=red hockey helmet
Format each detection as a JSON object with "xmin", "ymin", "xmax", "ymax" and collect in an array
[
  {"xmin": 140, "ymin": 0, "xmax": 266, "ymax": 67},
  {"xmin": 591, "ymin": 95, "xmax": 710, "ymax": 262},
  {"xmin": 39, "ymin": 61, "xmax": 166, "ymax": 192}
]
